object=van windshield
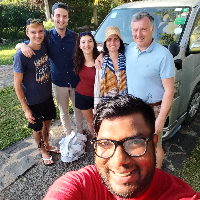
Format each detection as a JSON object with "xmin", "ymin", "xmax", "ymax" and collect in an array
[{"xmin": 95, "ymin": 7, "xmax": 190, "ymax": 46}]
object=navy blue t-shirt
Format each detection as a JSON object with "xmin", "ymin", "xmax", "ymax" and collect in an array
[
  {"xmin": 24, "ymin": 28, "xmax": 80, "ymax": 88},
  {"xmin": 13, "ymin": 44, "xmax": 52, "ymax": 105}
]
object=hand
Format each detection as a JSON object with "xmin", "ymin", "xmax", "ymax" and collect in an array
[
  {"xmin": 93, "ymin": 107, "xmax": 96, "ymax": 114},
  {"xmin": 24, "ymin": 109, "xmax": 35, "ymax": 124},
  {"xmin": 21, "ymin": 43, "xmax": 35, "ymax": 58},
  {"xmin": 94, "ymin": 53, "xmax": 103, "ymax": 69},
  {"xmin": 155, "ymin": 117, "xmax": 165, "ymax": 134}
]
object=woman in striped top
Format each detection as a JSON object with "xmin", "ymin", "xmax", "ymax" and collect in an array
[{"xmin": 94, "ymin": 26, "xmax": 127, "ymax": 109}]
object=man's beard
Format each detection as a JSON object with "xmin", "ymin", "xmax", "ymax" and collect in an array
[
  {"xmin": 96, "ymin": 166, "xmax": 138, "ymax": 199},
  {"xmin": 95, "ymin": 146, "xmax": 156, "ymax": 199}
]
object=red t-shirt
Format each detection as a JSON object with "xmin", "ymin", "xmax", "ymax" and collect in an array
[
  {"xmin": 43, "ymin": 165, "xmax": 200, "ymax": 200},
  {"xmin": 76, "ymin": 65, "xmax": 96, "ymax": 97}
]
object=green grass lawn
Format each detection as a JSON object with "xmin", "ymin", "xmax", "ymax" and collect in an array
[
  {"xmin": 0, "ymin": 43, "xmax": 17, "ymax": 65},
  {"xmin": 176, "ymin": 139, "xmax": 200, "ymax": 192},
  {"xmin": 0, "ymin": 86, "xmax": 32, "ymax": 149},
  {"xmin": 0, "ymin": 86, "xmax": 72, "ymax": 150}
]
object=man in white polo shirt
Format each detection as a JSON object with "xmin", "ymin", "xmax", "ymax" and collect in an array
[{"xmin": 126, "ymin": 11, "xmax": 175, "ymax": 169}]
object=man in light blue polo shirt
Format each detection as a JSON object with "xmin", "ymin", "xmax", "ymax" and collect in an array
[{"xmin": 125, "ymin": 12, "xmax": 175, "ymax": 169}]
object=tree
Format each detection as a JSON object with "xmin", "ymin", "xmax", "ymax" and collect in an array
[
  {"xmin": 28, "ymin": 0, "xmax": 50, "ymax": 21},
  {"xmin": 93, "ymin": 0, "xmax": 98, "ymax": 26},
  {"xmin": 93, "ymin": 0, "xmax": 123, "ymax": 26},
  {"xmin": 43, "ymin": 0, "xmax": 50, "ymax": 21}
]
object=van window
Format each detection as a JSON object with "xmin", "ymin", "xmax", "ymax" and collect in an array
[
  {"xmin": 189, "ymin": 10, "xmax": 200, "ymax": 51},
  {"xmin": 95, "ymin": 7, "xmax": 190, "ymax": 46}
]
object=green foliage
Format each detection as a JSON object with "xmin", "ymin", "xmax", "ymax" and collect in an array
[
  {"xmin": 159, "ymin": 33, "xmax": 175, "ymax": 46},
  {"xmin": 0, "ymin": 86, "xmax": 32, "ymax": 150},
  {"xmin": 176, "ymin": 139, "xmax": 200, "ymax": 192},
  {"xmin": 49, "ymin": 0, "xmax": 124, "ymax": 32},
  {"xmin": 1, "ymin": 0, "xmax": 27, "ymax": 3},
  {"xmin": 0, "ymin": 2, "xmax": 45, "ymax": 41},
  {"xmin": 0, "ymin": 43, "xmax": 17, "ymax": 65},
  {"xmin": 63, "ymin": 0, "xmax": 94, "ymax": 32},
  {"xmin": 43, "ymin": 19, "xmax": 54, "ymax": 30},
  {"xmin": 96, "ymin": 0, "xmax": 123, "ymax": 27},
  {"xmin": 0, "ymin": 0, "xmax": 125, "ymax": 40}
]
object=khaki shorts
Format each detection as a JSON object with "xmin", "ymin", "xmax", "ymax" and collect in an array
[{"xmin": 152, "ymin": 105, "xmax": 163, "ymax": 147}]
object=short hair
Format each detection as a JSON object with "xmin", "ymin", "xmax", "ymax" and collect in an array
[
  {"xmin": 93, "ymin": 94, "xmax": 155, "ymax": 134},
  {"xmin": 131, "ymin": 12, "xmax": 154, "ymax": 29},
  {"xmin": 26, "ymin": 19, "xmax": 44, "ymax": 32},
  {"xmin": 52, "ymin": 2, "xmax": 69, "ymax": 14}
]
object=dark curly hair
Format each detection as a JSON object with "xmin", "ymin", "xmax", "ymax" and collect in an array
[
  {"xmin": 102, "ymin": 38, "xmax": 125, "ymax": 56},
  {"xmin": 73, "ymin": 32, "xmax": 99, "ymax": 75}
]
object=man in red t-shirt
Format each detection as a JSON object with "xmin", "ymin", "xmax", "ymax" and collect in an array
[{"xmin": 43, "ymin": 95, "xmax": 200, "ymax": 200}]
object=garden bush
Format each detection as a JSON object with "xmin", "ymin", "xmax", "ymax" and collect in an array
[
  {"xmin": 0, "ymin": 2, "xmax": 45, "ymax": 41},
  {"xmin": 0, "ymin": 0, "xmax": 124, "ymax": 41}
]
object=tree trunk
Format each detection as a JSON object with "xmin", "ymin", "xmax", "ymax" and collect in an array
[
  {"xmin": 93, "ymin": 2, "xmax": 98, "ymax": 26},
  {"xmin": 44, "ymin": 0, "xmax": 50, "ymax": 21}
]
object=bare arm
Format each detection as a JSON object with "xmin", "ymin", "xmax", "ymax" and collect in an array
[
  {"xmin": 94, "ymin": 68, "xmax": 103, "ymax": 113},
  {"xmin": 14, "ymin": 72, "xmax": 35, "ymax": 124},
  {"xmin": 155, "ymin": 77, "xmax": 174, "ymax": 134},
  {"xmin": 94, "ymin": 53, "xmax": 103, "ymax": 69},
  {"xmin": 15, "ymin": 43, "xmax": 35, "ymax": 58}
]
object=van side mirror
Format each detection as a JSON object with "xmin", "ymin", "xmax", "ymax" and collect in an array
[
  {"xmin": 168, "ymin": 43, "xmax": 180, "ymax": 57},
  {"xmin": 167, "ymin": 43, "xmax": 182, "ymax": 70}
]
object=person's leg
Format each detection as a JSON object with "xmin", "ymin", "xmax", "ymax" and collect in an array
[
  {"xmin": 156, "ymin": 131, "xmax": 164, "ymax": 169},
  {"xmin": 32, "ymin": 130, "xmax": 53, "ymax": 165},
  {"xmin": 81, "ymin": 109, "xmax": 95, "ymax": 137},
  {"xmin": 52, "ymin": 83, "xmax": 71, "ymax": 135},
  {"xmin": 152, "ymin": 104, "xmax": 164, "ymax": 169},
  {"xmin": 42, "ymin": 120, "xmax": 60, "ymax": 153},
  {"xmin": 70, "ymin": 87, "xmax": 83, "ymax": 133}
]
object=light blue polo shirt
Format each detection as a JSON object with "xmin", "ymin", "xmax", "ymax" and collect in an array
[{"xmin": 125, "ymin": 40, "xmax": 175, "ymax": 104}]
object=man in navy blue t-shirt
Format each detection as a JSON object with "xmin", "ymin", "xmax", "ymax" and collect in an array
[
  {"xmin": 15, "ymin": 3, "xmax": 84, "ymax": 137},
  {"xmin": 13, "ymin": 19, "xmax": 60, "ymax": 166}
]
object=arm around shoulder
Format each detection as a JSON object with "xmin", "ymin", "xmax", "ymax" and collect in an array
[
  {"xmin": 94, "ymin": 53, "xmax": 103, "ymax": 69},
  {"xmin": 15, "ymin": 43, "xmax": 23, "ymax": 51},
  {"xmin": 15, "ymin": 43, "xmax": 35, "ymax": 58},
  {"xmin": 94, "ymin": 68, "xmax": 102, "ymax": 108}
]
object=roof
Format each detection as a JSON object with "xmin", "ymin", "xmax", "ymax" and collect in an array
[{"xmin": 115, "ymin": 0, "xmax": 200, "ymax": 9}]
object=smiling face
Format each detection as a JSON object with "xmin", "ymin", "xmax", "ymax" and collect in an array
[
  {"xmin": 106, "ymin": 34, "xmax": 120, "ymax": 53},
  {"xmin": 51, "ymin": 8, "xmax": 69, "ymax": 31},
  {"xmin": 79, "ymin": 35, "xmax": 94, "ymax": 55},
  {"xmin": 131, "ymin": 16, "xmax": 154, "ymax": 51},
  {"xmin": 26, "ymin": 24, "xmax": 45, "ymax": 47},
  {"xmin": 95, "ymin": 113, "xmax": 157, "ymax": 199}
]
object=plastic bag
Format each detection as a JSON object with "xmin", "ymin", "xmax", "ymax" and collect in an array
[{"xmin": 59, "ymin": 130, "xmax": 87, "ymax": 162}]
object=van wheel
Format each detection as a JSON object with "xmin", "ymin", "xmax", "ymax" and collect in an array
[{"xmin": 185, "ymin": 85, "xmax": 200, "ymax": 125}]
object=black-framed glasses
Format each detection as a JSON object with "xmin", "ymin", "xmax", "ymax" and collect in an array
[
  {"xmin": 26, "ymin": 18, "xmax": 43, "ymax": 26},
  {"xmin": 91, "ymin": 134, "xmax": 154, "ymax": 159}
]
